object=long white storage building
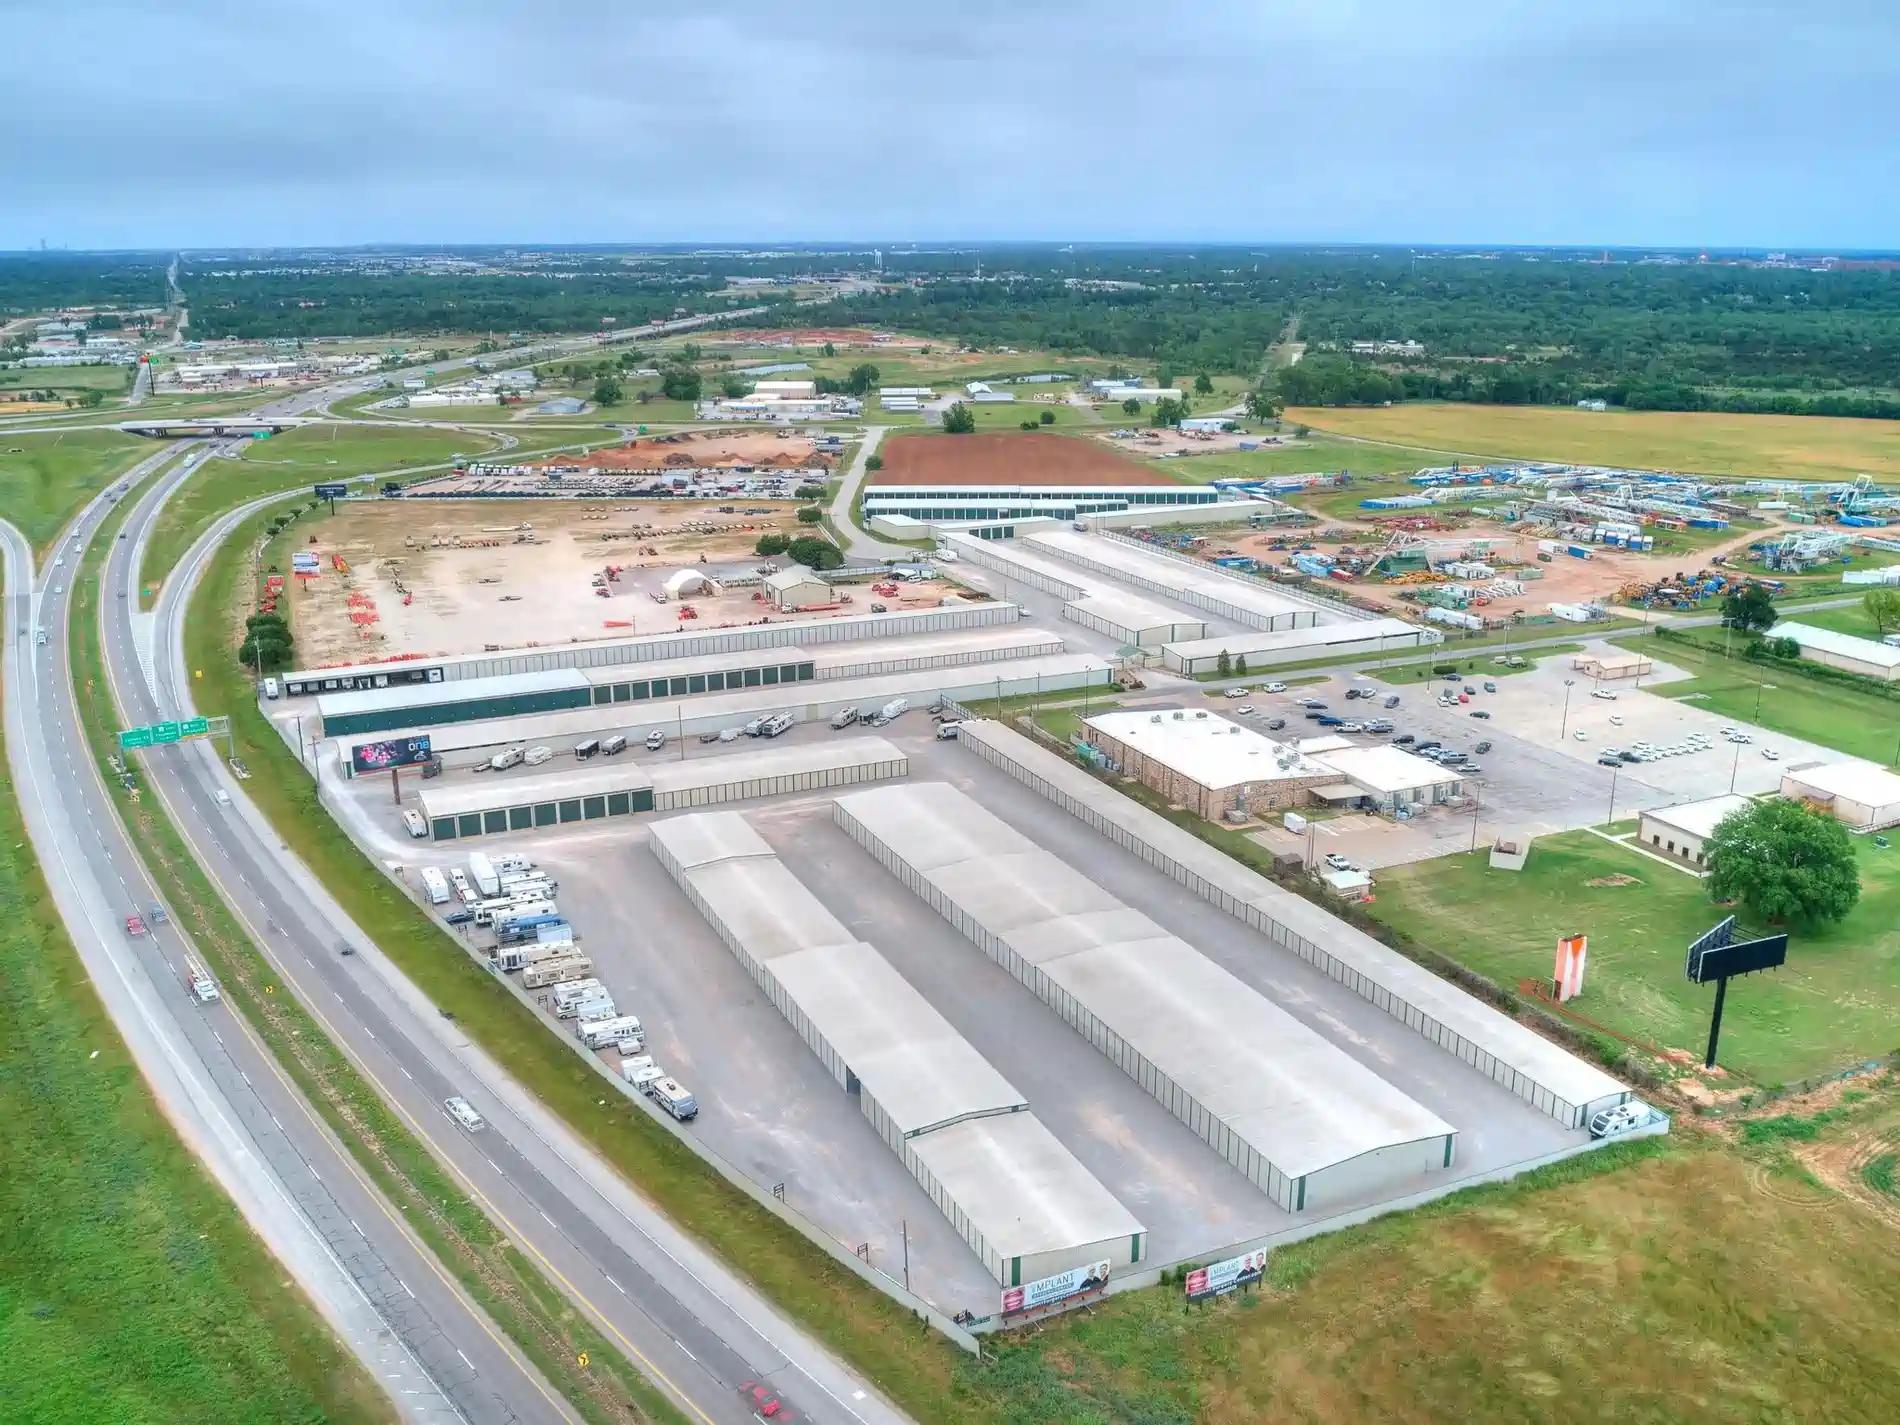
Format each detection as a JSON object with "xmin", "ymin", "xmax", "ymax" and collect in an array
[
  {"xmin": 833, "ymin": 781, "xmax": 1457, "ymax": 1213},
  {"xmin": 942, "ymin": 532, "xmax": 1209, "ymax": 647},
  {"xmin": 417, "ymin": 738, "xmax": 907, "ymax": 841},
  {"xmin": 1159, "ymin": 617, "xmax": 1437, "ymax": 674},
  {"xmin": 279, "ymin": 600, "xmax": 1023, "ymax": 697},
  {"xmin": 649, "ymin": 811, "xmax": 1146, "ymax": 1286},
  {"xmin": 953, "ymin": 719, "xmax": 1632, "ymax": 1130},
  {"xmin": 1022, "ymin": 529, "xmax": 1345, "ymax": 631},
  {"xmin": 340, "ymin": 653, "xmax": 1117, "ymax": 769}
]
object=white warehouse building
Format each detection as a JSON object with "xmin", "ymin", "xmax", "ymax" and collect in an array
[
  {"xmin": 833, "ymin": 781, "xmax": 1458, "ymax": 1213},
  {"xmin": 649, "ymin": 812, "xmax": 1146, "ymax": 1286}
]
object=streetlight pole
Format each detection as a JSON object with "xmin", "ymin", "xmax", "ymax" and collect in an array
[
  {"xmin": 1469, "ymin": 778, "xmax": 1482, "ymax": 851},
  {"xmin": 1607, "ymin": 767, "xmax": 1618, "ymax": 828},
  {"xmin": 1558, "ymin": 679, "xmax": 1575, "ymax": 739}
]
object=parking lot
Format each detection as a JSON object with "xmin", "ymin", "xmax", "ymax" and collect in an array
[
  {"xmin": 363, "ymin": 712, "xmax": 1605, "ymax": 1316},
  {"xmin": 1190, "ymin": 638, "xmax": 1839, "ymax": 871}
]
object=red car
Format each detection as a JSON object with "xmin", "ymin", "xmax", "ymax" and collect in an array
[
  {"xmin": 739, "ymin": 1382, "xmax": 795, "ymax": 1420},
  {"xmin": 125, "ymin": 915, "xmax": 148, "ymax": 937}
]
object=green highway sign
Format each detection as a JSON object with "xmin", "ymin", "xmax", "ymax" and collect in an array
[
  {"xmin": 181, "ymin": 716, "xmax": 209, "ymax": 738},
  {"xmin": 118, "ymin": 715, "xmax": 223, "ymax": 752},
  {"xmin": 118, "ymin": 727, "xmax": 152, "ymax": 750},
  {"xmin": 152, "ymin": 721, "xmax": 181, "ymax": 744}
]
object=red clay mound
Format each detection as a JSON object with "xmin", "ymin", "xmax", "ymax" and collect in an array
[{"xmin": 873, "ymin": 432, "xmax": 1170, "ymax": 487}]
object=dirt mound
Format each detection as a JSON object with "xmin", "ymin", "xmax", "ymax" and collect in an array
[{"xmin": 528, "ymin": 431, "xmax": 823, "ymax": 472}]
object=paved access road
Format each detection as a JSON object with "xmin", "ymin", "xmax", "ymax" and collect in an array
[
  {"xmin": 3, "ymin": 451, "xmax": 570, "ymax": 1425},
  {"xmin": 106, "ymin": 457, "xmax": 910, "ymax": 1423}
]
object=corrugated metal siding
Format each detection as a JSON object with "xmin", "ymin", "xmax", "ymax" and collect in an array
[
  {"xmin": 322, "ymin": 684, "xmax": 593, "ymax": 738},
  {"xmin": 1027, "ymin": 534, "xmax": 1321, "ymax": 634},
  {"xmin": 955, "ymin": 721, "xmax": 1628, "ymax": 1130},
  {"xmin": 651, "ymin": 753, "xmax": 909, "ymax": 811}
]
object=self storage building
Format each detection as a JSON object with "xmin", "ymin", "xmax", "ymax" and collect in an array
[
  {"xmin": 833, "ymin": 781, "xmax": 1458, "ymax": 1213},
  {"xmin": 650, "ymin": 812, "xmax": 1145, "ymax": 1285}
]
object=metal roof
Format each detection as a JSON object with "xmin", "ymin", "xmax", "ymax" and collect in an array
[
  {"xmin": 646, "ymin": 737, "xmax": 907, "ymax": 798},
  {"xmin": 1161, "ymin": 617, "xmax": 1427, "ymax": 661},
  {"xmin": 952, "ymin": 719, "xmax": 1630, "ymax": 1120},
  {"xmin": 1085, "ymin": 709, "xmax": 1337, "ymax": 787},
  {"xmin": 1781, "ymin": 760, "xmax": 1900, "ymax": 806},
  {"xmin": 1024, "ymin": 529, "xmax": 1335, "ymax": 625},
  {"xmin": 650, "ymin": 811, "xmax": 1141, "ymax": 1256},
  {"xmin": 418, "ymin": 763, "xmax": 654, "ymax": 821},
  {"xmin": 317, "ymin": 667, "xmax": 587, "ymax": 718},
  {"xmin": 1776, "ymin": 621, "xmax": 1900, "ymax": 671},
  {"xmin": 834, "ymin": 781, "xmax": 1454, "ymax": 1184},
  {"xmin": 1313, "ymin": 744, "xmax": 1463, "ymax": 795},
  {"xmin": 1639, "ymin": 794, "xmax": 1754, "ymax": 841}
]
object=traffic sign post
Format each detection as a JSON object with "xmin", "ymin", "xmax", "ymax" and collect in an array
[
  {"xmin": 118, "ymin": 726, "xmax": 152, "ymax": 750},
  {"xmin": 117, "ymin": 715, "xmax": 229, "ymax": 756}
]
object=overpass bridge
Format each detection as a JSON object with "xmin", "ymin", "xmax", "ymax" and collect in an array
[{"xmin": 119, "ymin": 416, "xmax": 309, "ymax": 439}]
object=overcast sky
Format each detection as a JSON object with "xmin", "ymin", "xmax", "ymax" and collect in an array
[{"xmin": 4, "ymin": 2, "xmax": 1894, "ymax": 251}]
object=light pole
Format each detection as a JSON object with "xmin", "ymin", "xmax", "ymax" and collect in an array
[
  {"xmin": 1607, "ymin": 767, "xmax": 1619, "ymax": 828},
  {"xmin": 1468, "ymin": 778, "xmax": 1482, "ymax": 851},
  {"xmin": 1558, "ymin": 679, "xmax": 1576, "ymax": 739},
  {"xmin": 1753, "ymin": 680, "xmax": 1775, "ymax": 722}
]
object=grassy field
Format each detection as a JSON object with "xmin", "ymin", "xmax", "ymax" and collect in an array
[
  {"xmin": 0, "ymin": 428, "xmax": 150, "ymax": 552},
  {"xmin": 1369, "ymin": 642, "xmax": 1585, "ymax": 685},
  {"xmin": 1372, "ymin": 829, "xmax": 1900, "ymax": 1085},
  {"xmin": 1290, "ymin": 401, "xmax": 1900, "ymax": 482},
  {"xmin": 0, "ymin": 686, "xmax": 391, "ymax": 1417},
  {"xmin": 1618, "ymin": 632, "xmax": 1900, "ymax": 766},
  {"xmin": 0, "ymin": 363, "xmax": 132, "ymax": 393},
  {"xmin": 1144, "ymin": 434, "xmax": 1466, "ymax": 486},
  {"xmin": 1788, "ymin": 601, "xmax": 1892, "ymax": 640}
]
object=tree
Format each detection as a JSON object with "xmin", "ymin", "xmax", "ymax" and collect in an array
[
  {"xmin": 660, "ymin": 365, "xmax": 701, "ymax": 401},
  {"xmin": 796, "ymin": 505, "xmax": 824, "ymax": 524},
  {"xmin": 592, "ymin": 375, "xmax": 622, "ymax": 406},
  {"xmin": 1038, "ymin": 409, "xmax": 1055, "ymax": 425},
  {"xmin": 941, "ymin": 402, "xmax": 976, "ymax": 434},
  {"xmin": 1863, "ymin": 587, "xmax": 1900, "ymax": 635},
  {"xmin": 755, "ymin": 533, "xmax": 791, "ymax": 556},
  {"xmin": 1151, "ymin": 395, "xmax": 1189, "ymax": 428},
  {"xmin": 1245, "ymin": 384, "xmax": 1283, "ymax": 423},
  {"xmin": 794, "ymin": 483, "xmax": 827, "ymax": 500},
  {"xmin": 1705, "ymin": 799, "xmax": 1860, "ymax": 926},
  {"xmin": 238, "ymin": 611, "xmax": 293, "ymax": 672},
  {"xmin": 1720, "ymin": 582, "xmax": 1777, "ymax": 634},
  {"xmin": 844, "ymin": 363, "xmax": 880, "ymax": 396},
  {"xmin": 1770, "ymin": 635, "xmax": 1801, "ymax": 660},
  {"xmin": 1019, "ymin": 420, "xmax": 1039, "ymax": 431},
  {"xmin": 1216, "ymin": 650, "xmax": 1232, "ymax": 678},
  {"xmin": 865, "ymin": 454, "xmax": 883, "ymax": 472},
  {"xmin": 1194, "ymin": 372, "xmax": 1215, "ymax": 395},
  {"xmin": 1122, "ymin": 398, "xmax": 1141, "ymax": 416},
  {"xmin": 787, "ymin": 535, "xmax": 842, "ymax": 570},
  {"xmin": 77, "ymin": 388, "xmax": 106, "ymax": 408},
  {"xmin": 822, "ymin": 341, "xmax": 836, "ymax": 357},
  {"xmin": 1234, "ymin": 654, "xmax": 1248, "ymax": 676},
  {"xmin": 721, "ymin": 376, "xmax": 748, "ymax": 399}
]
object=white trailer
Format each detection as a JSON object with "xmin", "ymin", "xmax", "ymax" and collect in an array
[
  {"xmin": 467, "ymin": 851, "xmax": 500, "ymax": 897},
  {"xmin": 549, "ymin": 978, "xmax": 607, "ymax": 1013},
  {"xmin": 522, "ymin": 954, "xmax": 594, "ymax": 989},
  {"xmin": 646, "ymin": 1076, "xmax": 697, "ymax": 1121},
  {"xmin": 420, "ymin": 866, "xmax": 451, "ymax": 905},
  {"xmin": 577, "ymin": 1014, "xmax": 644, "ymax": 1050}
]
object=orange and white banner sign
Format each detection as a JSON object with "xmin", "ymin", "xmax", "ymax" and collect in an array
[{"xmin": 1554, "ymin": 934, "xmax": 1588, "ymax": 1002}]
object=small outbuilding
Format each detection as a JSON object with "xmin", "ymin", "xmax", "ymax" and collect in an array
[
  {"xmin": 1780, "ymin": 762, "xmax": 1900, "ymax": 830},
  {"xmin": 1772, "ymin": 623, "xmax": 1900, "ymax": 682},
  {"xmin": 1637, "ymin": 793, "xmax": 1753, "ymax": 868},
  {"xmin": 762, "ymin": 564, "xmax": 832, "ymax": 610}
]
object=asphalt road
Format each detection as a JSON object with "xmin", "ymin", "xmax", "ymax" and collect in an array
[
  {"xmin": 3, "ymin": 453, "xmax": 566, "ymax": 1425},
  {"xmin": 107, "ymin": 456, "xmax": 908, "ymax": 1420}
]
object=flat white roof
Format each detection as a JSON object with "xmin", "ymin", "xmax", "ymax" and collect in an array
[
  {"xmin": 418, "ymin": 763, "xmax": 653, "ymax": 821},
  {"xmin": 1640, "ymin": 794, "xmax": 1754, "ymax": 840},
  {"xmin": 953, "ymin": 720, "xmax": 1630, "ymax": 1121},
  {"xmin": 1313, "ymin": 745, "xmax": 1462, "ymax": 795},
  {"xmin": 1084, "ymin": 709, "xmax": 1336, "ymax": 788},
  {"xmin": 318, "ymin": 667, "xmax": 587, "ymax": 717},
  {"xmin": 1023, "ymin": 529, "xmax": 1340, "ymax": 626},
  {"xmin": 1067, "ymin": 593, "xmax": 1207, "ymax": 638},
  {"xmin": 1296, "ymin": 734, "xmax": 1354, "ymax": 755},
  {"xmin": 338, "ymin": 654, "xmax": 1113, "ymax": 756},
  {"xmin": 1777, "ymin": 622, "xmax": 1900, "ymax": 670},
  {"xmin": 1161, "ymin": 617, "xmax": 1428, "ymax": 661},
  {"xmin": 1782, "ymin": 760, "xmax": 1900, "ymax": 807},
  {"xmin": 835, "ymin": 781, "xmax": 1455, "ymax": 1185},
  {"xmin": 646, "ymin": 736, "xmax": 905, "ymax": 796},
  {"xmin": 651, "ymin": 811, "xmax": 1142, "ymax": 1257}
]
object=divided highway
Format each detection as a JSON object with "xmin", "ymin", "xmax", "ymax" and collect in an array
[{"xmin": 99, "ymin": 470, "xmax": 910, "ymax": 1418}]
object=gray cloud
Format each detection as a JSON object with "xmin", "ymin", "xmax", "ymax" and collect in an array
[{"xmin": 2, "ymin": 1, "xmax": 1895, "ymax": 248}]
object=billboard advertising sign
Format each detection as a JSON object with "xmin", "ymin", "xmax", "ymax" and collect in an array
[
  {"xmin": 1553, "ymin": 933, "xmax": 1588, "ymax": 1002},
  {"xmin": 350, "ymin": 734, "xmax": 434, "ymax": 775},
  {"xmin": 1690, "ymin": 933, "xmax": 1788, "ymax": 984},
  {"xmin": 291, "ymin": 551, "xmax": 320, "ymax": 576},
  {"xmin": 313, "ymin": 482, "xmax": 349, "ymax": 499},
  {"xmin": 1000, "ymin": 1259, "xmax": 1111, "ymax": 1317},
  {"xmin": 1184, "ymin": 1249, "xmax": 1267, "ymax": 1302}
]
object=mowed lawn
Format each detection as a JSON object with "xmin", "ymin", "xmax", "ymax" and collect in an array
[
  {"xmin": 1372, "ymin": 829, "xmax": 1900, "ymax": 1084},
  {"xmin": 1288, "ymin": 401, "xmax": 1900, "ymax": 482},
  {"xmin": 0, "ymin": 428, "xmax": 149, "ymax": 551},
  {"xmin": 1614, "ymin": 633, "xmax": 1900, "ymax": 767},
  {"xmin": 958, "ymin": 1138, "xmax": 1900, "ymax": 1425},
  {"xmin": 0, "ymin": 756, "xmax": 390, "ymax": 1424},
  {"xmin": 1145, "ymin": 433, "xmax": 1466, "ymax": 486}
]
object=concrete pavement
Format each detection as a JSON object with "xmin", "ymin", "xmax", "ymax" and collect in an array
[{"xmin": 4, "ymin": 459, "xmax": 570, "ymax": 1425}]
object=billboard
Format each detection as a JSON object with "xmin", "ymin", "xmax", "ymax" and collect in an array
[
  {"xmin": 349, "ymin": 734, "xmax": 434, "ymax": 775},
  {"xmin": 292, "ymin": 551, "xmax": 320, "ymax": 576},
  {"xmin": 1690, "ymin": 933, "xmax": 1788, "ymax": 984},
  {"xmin": 1000, "ymin": 1259, "xmax": 1111, "ymax": 1317},
  {"xmin": 1184, "ymin": 1249, "xmax": 1267, "ymax": 1302},
  {"xmin": 1553, "ymin": 933, "xmax": 1588, "ymax": 1002},
  {"xmin": 313, "ymin": 482, "xmax": 349, "ymax": 499}
]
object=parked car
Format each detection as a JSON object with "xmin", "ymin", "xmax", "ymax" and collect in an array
[
  {"xmin": 1323, "ymin": 853, "xmax": 1357, "ymax": 872},
  {"xmin": 1224, "ymin": 687, "xmax": 1249, "ymax": 698},
  {"xmin": 1469, "ymin": 709, "xmax": 1491, "ymax": 719},
  {"xmin": 444, "ymin": 908, "xmax": 475, "ymax": 925},
  {"xmin": 1483, "ymin": 681, "xmax": 1498, "ymax": 693},
  {"xmin": 1236, "ymin": 705, "xmax": 1256, "ymax": 716},
  {"xmin": 1591, "ymin": 689, "xmax": 1618, "ymax": 701},
  {"xmin": 1413, "ymin": 739, "xmax": 1440, "ymax": 752},
  {"xmin": 1619, "ymin": 750, "xmax": 1641, "ymax": 763},
  {"xmin": 1266, "ymin": 717, "xmax": 1287, "ymax": 730},
  {"xmin": 1474, "ymin": 740, "xmax": 1492, "ymax": 754},
  {"xmin": 1316, "ymin": 715, "xmax": 1344, "ymax": 727},
  {"xmin": 1394, "ymin": 733, "xmax": 1416, "ymax": 745},
  {"xmin": 1339, "ymin": 721, "xmax": 1363, "ymax": 733},
  {"xmin": 1597, "ymin": 754, "xmax": 1622, "ymax": 766},
  {"xmin": 1262, "ymin": 682, "xmax": 1288, "ymax": 693}
]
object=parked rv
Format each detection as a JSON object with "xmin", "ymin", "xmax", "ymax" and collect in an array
[
  {"xmin": 574, "ymin": 738, "xmax": 600, "ymax": 760},
  {"xmin": 402, "ymin": 809, "xmax": 428, "ymax": 839},
  {"xmin": 646, "ymin": 1077, "xmax": 698, "ymax": 1122},
  {"xmin": 601, "ymin": 734, "xmax": 628, "ymax": 756},
  {"xmin": 489, "ymin": 747, "xmax": 525, "ymax": 772},
  {"xmin": 420, "ymin": 866, "xmax": 451, "ymax": 905}
]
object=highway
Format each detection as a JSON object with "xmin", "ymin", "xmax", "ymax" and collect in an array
[
  {"xmin": 2, "ymin": 450, "xmax": 573, "ymax": 1425},
  {"xmin": 96, "ymin": 453, "xmax": 912, "ymax": 1419}
]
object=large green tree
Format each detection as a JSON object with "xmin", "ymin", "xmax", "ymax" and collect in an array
[
  {"xmin": 1863, "ymin": 586, "xmax": 1900, "ymax": 635},
  {"xmin": 1721, "ymin": 582, "xmax": 1778, "ymax": 634},
  {"xmin": 940, "ymin": 402, "xmax": 976, "ymax": 434},
  {"xmin": 1704, "ymin": 799, "xmax": 1860, "ymax": 926}
]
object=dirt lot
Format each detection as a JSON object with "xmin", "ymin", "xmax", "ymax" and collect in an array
[
  {"xmin": 525, "ymin": 430, "xmax": 828, "ymax": 472},
  {"xmin": 876, "ymin": 430, "xmax": 1164, "ymax": 487},
  {"xmin": 1101, "ymin": 427, "xmax": 1277, "ymax": 457},
  {"xmin": 280, "ymin": 498, "xmax": 925, "ymax": 663}
]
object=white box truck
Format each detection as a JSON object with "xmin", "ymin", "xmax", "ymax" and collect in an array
[
  {"xmin": 577, "ymin": 1014, "xmax": 644, "ymax": 1051},
  {"xmin": 521, "ymin": 954, "xmax": 593, "ymax": 989},
  {"xmin": 420, "ymin": 866, "xmax": 451, "ymax": 905},
  {"xmin": 467, "ymin": 851, "xmax": 500, "ymax": 897}
]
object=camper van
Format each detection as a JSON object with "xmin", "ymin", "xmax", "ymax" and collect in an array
[
  {"xmin": 601, "ymin": 735, "xmax": 628, "ymax": 756},
  {"xmin": 574, "ymin": 738, "xmax": 600, "ymax": 760},
  {"xmin": 576, "ymin": 1014, "xmax": 645, "ymax": 1051},
  {"xmin": 419, "ymin": 866, "xmax": 451, "ymax": 905},
  {"xmin": 523, "ymin": 746, "xmax": 553, "ymax": 767},
  {"xmin": 488, "ymin": 747, "xmax": 525, "ymax": 772},
  {"xmin": 549, "ymin": 978, "xmax": 607, "ymax": 1014},
  {"xmin": 619, "ymin": 1054, "xmax": 664, "ymax": 1090},
  {"xmin": 871, "ymin": 697, "xmax": 909, "ymax": 726},
  {"xmin": 262, "ymin": 677, "xmax": 280, "ymax": 700},
  {"xmin": 521, "ymin": 954, "xmax": 593, "ymax": 989},
  {"xmin": 402, "ymin": 809, "xmax": 428, "ymax": 839},
  {"xmin": 646, "ymin": 1077, "xmax": 698, "ymax": 1122}
]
